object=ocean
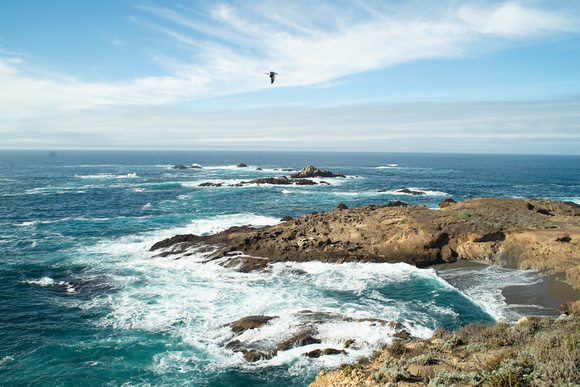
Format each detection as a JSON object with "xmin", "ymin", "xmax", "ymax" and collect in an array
[{"xmin": 1, "ymin": 150, "xmax": 579, "ymax": 386}]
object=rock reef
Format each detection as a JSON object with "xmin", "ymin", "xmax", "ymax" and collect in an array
[{"xmin": 220, "ymin": 311, "xmax": 411, "ymax": 363}]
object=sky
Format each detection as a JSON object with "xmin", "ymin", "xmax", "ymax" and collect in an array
[{"xmin": 1, "ymin": 0, "xmax": 579, "ymax": 154}]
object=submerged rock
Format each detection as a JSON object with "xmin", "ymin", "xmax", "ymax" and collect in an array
[{"xmin": 396, "ymin": 188, "xmax": 425, "ymax": 196}]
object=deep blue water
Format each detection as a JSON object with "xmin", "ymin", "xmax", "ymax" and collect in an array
[{"xmin": 0, "ymin": 150, "xmax": 578, "ymax": 386}]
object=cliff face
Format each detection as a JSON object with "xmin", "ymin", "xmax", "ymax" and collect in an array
[{"xmin": 150, "ymin": 198, "xmax": 580, "ymax": 286}]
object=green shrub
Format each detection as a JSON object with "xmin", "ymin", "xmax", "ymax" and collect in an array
[
  {"xmin": 342, "ymin": 365, "xmax": 352, "ymax": 377},
  {"xmin": 442, "ymin": 334, "xmax": 464, "ymax": 350},
  {"xmin": 373, "ymin": 364, "xmax": 410, "ymax": 383},
  {"xmin": 409, "ymin": 352, "xmax": 437, "ymax": 365},
  {"xmin": 428, "ymin": 370, "xmax": 484, "ymax": 387},
  {"xmin": 489, "ymin": 356, "xmax": 535, "ymax": 387},
  {"xmin": 388, "ymin": 340, "xmax": 407, "ymax": 356},
  {"xmin": 466, "ymin": 341, "xmax": 486, "ymax": 353}
]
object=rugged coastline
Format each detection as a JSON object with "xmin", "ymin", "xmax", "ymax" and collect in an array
[{"xmin": 150, "ymin": 188, "xmax": 580, "ymax": 384}]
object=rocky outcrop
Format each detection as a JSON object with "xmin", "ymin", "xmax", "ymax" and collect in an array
[
  {"xmin": 236, "ymin": 163, "xmax": 247, "ymax": 168},
  {"xmin": 198, "ymin": 176, "xmax": 322, "ymax": 188},
  {"xmin": 439, "ymin": 198, "xmax": 456, "ymax": 208},
  {"xmin": 221, "ymin": 310, "xmax": 412, "ymax": 363},
  {"xmin": 228, "ymin": 315, "xmax": 278, "ymax": 334},
  {"xmin": 558, "ymin": 300, "xmax": 580, "ymax": 315},
  {"xmin": 171, "ymin": 164, "xmax": 202, "ymax": 169},
  {"xmin": 290, "ymin": 165, "xmax": 346, "ymax": 179},
  {"xmin": 396, "ymin": 189, "xmax": 425, "ymax": 196},
  {"xmin": 151, "ymin": 198, "xmax": 580, "ymax": 275}
]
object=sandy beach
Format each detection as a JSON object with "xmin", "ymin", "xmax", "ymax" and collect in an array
[{"xmin": 434, "ymin": 259, "xmax": 580, "ymax": 319}]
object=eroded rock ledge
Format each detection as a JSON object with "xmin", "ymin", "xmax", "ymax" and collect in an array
[{"xmin": 150, "ymin": 197, "xmax": 580, "ymax": 286}]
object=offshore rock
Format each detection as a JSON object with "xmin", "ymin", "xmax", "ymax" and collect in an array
[
  {"xmin": 171, "ymin": 164, "xmax": 202, "ymax": 169},
  {"xmin": 396, "ymin": 188, "xmax": 425, "ymax": 195},
  {"xmin": 290, "ymin": 165, "xmax": 346, "ymax": 179},
  {"xmin": 198, "ymin": 176, "xmax": 318, "ymax": 187},
  {"xmin": 151, "ymin": 198, "xmax": 580, "ymax": 276}
]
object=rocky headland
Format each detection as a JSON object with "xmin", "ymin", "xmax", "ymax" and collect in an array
[{"xmin": 151, "ymin": 197, "xmax": 580, "ymax": 288}]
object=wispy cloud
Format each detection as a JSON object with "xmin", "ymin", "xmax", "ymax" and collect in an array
[
  {"xmin": 140, "ymin": 0, "xmax": 579, "ymax": 86},
  {"xmin": 1, "ymin": 1, "xmax": 577, "ymax": 116},
  {"xmin": 457, "ymin": 2, "xmax": 577, "ymax": 37}
]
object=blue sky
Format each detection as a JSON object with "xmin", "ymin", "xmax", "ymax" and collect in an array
[{"xmin": 1, "ymin": 0, "xmax": 579, "ymax": 154}]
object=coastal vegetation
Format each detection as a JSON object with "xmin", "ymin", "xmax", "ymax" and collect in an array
[{"xmin": 310, "ymin": 315, "xmax": 580, "ymax": 386}]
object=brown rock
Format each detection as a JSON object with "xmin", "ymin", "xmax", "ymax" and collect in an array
[
  {"xmin": 566, "ymin": 265, "xmax": 580, "ymax": 291},
  {"xmin": 276, "ymin": 330, "xmax": 321, "ymax": 351},
  {"xmin": 439, "ymin": 197, "xmax": 457, "ymax": 208},
  {"xmin": 392, "ymin": 330, "xmax": 411, "ymax": 340},
  {"xmin": 241, "ymin": 349, "xmax": 272, "ymax": 362},
  {"xmin": 558, "ymin": 300, "xmax": 580, "ymax": 315},
  {"xmin": 303, "ymin": 348, "xmax": 347, "ymax": 358},
  {"xmin": 397, "ymin": 188, "xmax": 425, "ymax": 196},
  {"xmin": 229, "ymin": 315, "xmax": 278, "ymax": 334}
]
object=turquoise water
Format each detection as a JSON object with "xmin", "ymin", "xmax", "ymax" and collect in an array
[{"xmin": 1, "ymin": 151, "xmax": 578, "ymax": 386}]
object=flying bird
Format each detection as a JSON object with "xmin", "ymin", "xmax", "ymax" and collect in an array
[{"xmin": 265, "ymin": 72, "xmax": 278, "ymax": 84}]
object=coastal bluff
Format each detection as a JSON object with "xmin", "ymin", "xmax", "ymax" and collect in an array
[{"xmin": 150, "ymin": 197, "xmax": 580, "ymax": 288}]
